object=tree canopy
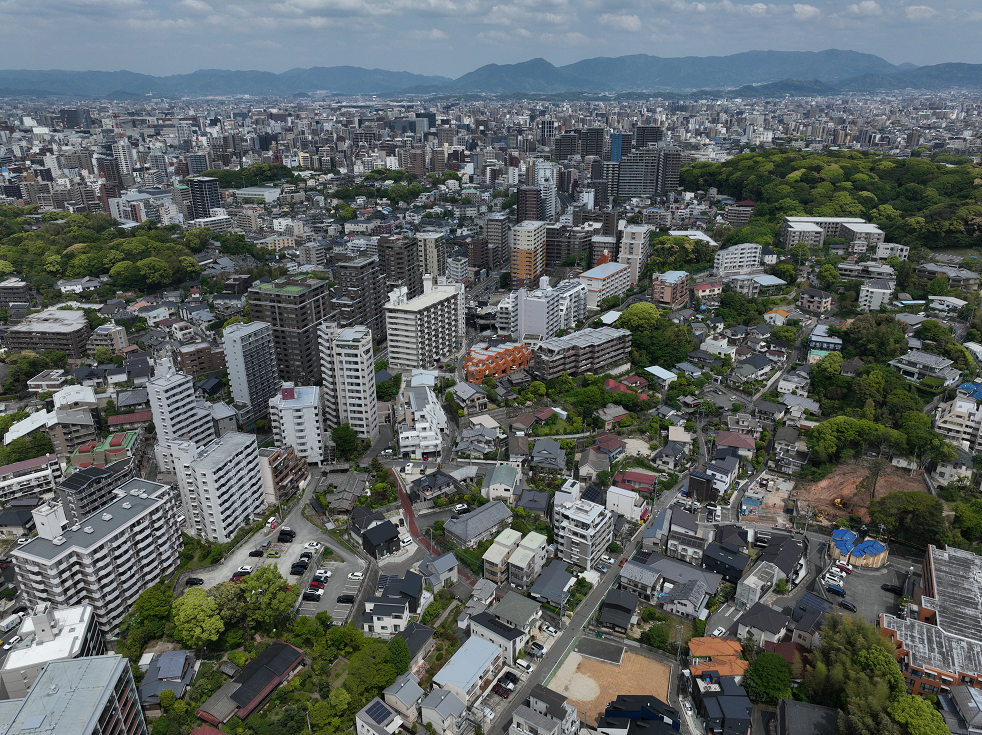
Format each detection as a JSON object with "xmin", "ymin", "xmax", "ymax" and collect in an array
[{"xmin": 743, "ymin": 652, "xmax": 793, "ymax": 705}]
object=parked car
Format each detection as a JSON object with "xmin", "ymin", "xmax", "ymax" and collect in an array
[
  {"xmin": 619, "ymin": 558, "xmax": 627, "ymax": 567},
  {"xmin": 306, "ymin": 587, "xmax": 324, "ymax": 596},
  {"xmin": 304, "ymin": 542, "xmax": 321, "ymax": 550},
  {"xmin": 248, "ymin": 549, "xmax": 264, "ymax": 557},
  {"xmin": 290, "ymin": 566, "xmax": 307, "ymax": 576},
  {"xmin": 515, "ymin": 659, "xmax": 533, "ymax": 673},
  {"xmin": 839, "ymin": 600, "xmax": 858, "ymax": 612},
  {"xmin": 529, "ymin": 641, "xmax": 545, "ymax": 654},
  {"xmin": 541, "ymin": 624, "xmax": 559, "ymax": 636},
  {"xmin": 600, "ymin": 555, "xmax": 615, "ymax": 565},
  {"xmin": 492, "ymin": 684, "xmax": 510, "ymax": 698},
  {"xmin": 881, "ymin": 584, "xmax": 903, "ymax": 594},
  {"xmin": 348, "ymin": 572, "xmax": 364, "ymax": 581},
  {"xmin": 185, "ymin": 578, "xmax": 204, "ymax": 586},
  {"xmin": 826, "ymin": 584, "xmax": 846, "ymax": 597},
  {"xmin": 502, "ymin": 671, "xmax": 519, "ymax": 685},
  {"xmin": 337, "ymin": 594, "xmax": 355, "ymax": 604},
  {"xmin": 299, "ymin": 552, "xmax": 313, "ymax": 562},
  {"xmin": 315, "ymin": 569, "xmax": 332, "ymax": 578},
  {"xmin": 3, "ymin": 635, "xmax": 21, "ymax": 650},
  {"xmin": 596, "ymin": 564, "xmax": 609, "ymax": 574},
  {"xmin": 711, "ymin": 627, "xmax": 726, "ymax": 637},
  {"xmin": 835, "ymin": 562, "xmax": 853, "ymax": 574},
  {"xmin": 237, "ymin": 566, "xmax": 254, "ymax": 573},
  {"xmin": 278, "ymin": 535, "xmax": 294, "ymax": 543},
  {"xmin": 267, "ymin": 550, "xmax": 281, "ymax": 558},
  {"xmin": 497, "ymin": 676, "xmax": 515, "ymax": 691},
  {"xmin": 302, "ymin": 592, "xmax": 320, "ymax": 602}
]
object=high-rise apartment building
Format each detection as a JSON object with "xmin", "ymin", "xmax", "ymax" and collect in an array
[
  {"xmin": 223, "ymin": 321, "xmax": 280, "ymax": 426},
  {"xmin": 496, "ymin": 279, "xmax": 588, "ymax": 342},
  {"xmin": 2, "ymin": 655, "xmax": 148, "ymax": 735},
  {"xmin": 634, "ymin": 125, "xmax": 665, "ymax": 149},
  {"xmin": 545, "ymin": 224, "xmax": 593, "ymax": 268},
  {"xmin": 485, "ymin": 213, "xmax": 511, "ymax": 268},
  {"xmin": 333, "ymin": 256, "xmax": 387, "ymax": 335},
  {"xmin": 650, "ymin": 271, "xmax": 691, "ymax": 310},
  {"xmin": 378, "ymin": 236, "xmax": 424, "ymax": 300},
  {"xmin": 170, "ymin": 432, "xmax": 265, "ymax": 543},
  {"xmin": 517, "ymin": 186, "xmax": 541, "ymax": 225},
  {"xmin": 577, "ymin": 128, "xmax": 605, "ymax": 159},
  {"xmin": 247, "ymin": 276, "xmax": 334, "ymax": 385},
  {"xmin": 417, "ymin": 230, "xmax": 449, "ymax": 278},
  {"xmin": 319, "ymin": 323, "xmax": 380, "ymax": 448},
  {"xmin": 269, "ymin": 383, "xmax": 327, "ymax": 463},
  {"xmin": 384, "ymin": 277, "xmax": 465, "ymax": 371},
  {"xmin": 148, "ymin": 371, "xmax": 216, "ymax": 473},
  {"xmin": 554, "ymin": 499, "xmax": 614, "ymax": 571},
  {"xmin": 618, "ymin": 224, "xmax": 653, "ymax": 283},
  {"xmin": 258, "ymin": 446, "xmax": 309, "ymax": 505},
  {"xmin": 511, "ymin": 220, "xmax": 547, "ymax": 289},
  {"xmin": 188, "ymin": 176, "xmax": 221, "ymax": 220},
  {"xmin": 12, "ymin": 479, "xmax": 180, "ymax": 634}
]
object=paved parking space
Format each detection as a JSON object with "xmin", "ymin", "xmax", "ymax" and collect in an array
[{"xmin": 827, "ymin": 564, "xmax": 918, "ymax": 623}]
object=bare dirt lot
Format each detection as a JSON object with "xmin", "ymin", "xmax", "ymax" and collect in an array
[
  {"xmin": 794, "ymin": 462, "xmax": 930, "ymax": 523},
  {"xmin": 550, "ymin": 651, "xmax": 671, "ymax": 725}
]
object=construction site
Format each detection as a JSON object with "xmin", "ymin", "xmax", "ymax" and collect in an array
[{"xmin": 792, "ymin": 461, "xmax": 931, "ymax": 524}]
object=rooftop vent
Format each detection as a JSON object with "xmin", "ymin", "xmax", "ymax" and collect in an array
[
  {"xmin": 101, "ymin": 513, "xmax": 112, "ymax": 521},
  {"xmin": 121, "ymin": 502, "xmax": 132, "ymax": 509},
  {"xmin": 83, "ymin": 527, "xmax": 94, "ymax": 534},
  {"xmin": 51, "ymin": 537, "xmax": 66, "ymax": 546}
]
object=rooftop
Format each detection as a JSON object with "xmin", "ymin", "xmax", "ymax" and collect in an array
[
  {"xmin": 8, "ymin": 309, "xmax": 88, "ymax": 334},
  {"xmin": 581, "ymin": 261, "xmax": 631, "ymax": 279},
  {"xmin": 432, "ymin": 635, "xmax": 499, "ymax": 693},
  {"xmin": 2, "ymin": 604, "xmax": 95, "ymax": 670}
]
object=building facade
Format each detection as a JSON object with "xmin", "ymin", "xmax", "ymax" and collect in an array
[
  {"xmin": 268, "ymin": 383, "xmax": 327, "ymax": 463},
  {"xmin": 511, "ymin": 221, "xmax": 548, "ymax": 289},
  {"xmin": 148, "ymin": 371, "xmax": 216, "ymax": 474},
  {"xmin": 319, "ymin": 323, "xmax": 380, "ymax": 449},
  {"xmin": 554, "ymin": 499, "xmax": 614, "ymax": 571},
  {"xmin": 384, "ymin": 277, "xmax": 464, "ymax": 371},
  {"xmin": 224, "ymin": 321, "xmax": 280, "ymax": 426}
]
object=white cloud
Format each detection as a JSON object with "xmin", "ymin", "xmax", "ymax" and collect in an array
[
  {"xmin": 406, "ymin": 27, "xmax": 447, "ymax": 38},
  {"xmin": 847, "ymin": 0, "xmax": 882, "ymax": 15},
  {"xmin": 599, "ymin": 12, "xmax": 642, "ymax": 31},
  {"xmin": 793, "ymin": 3, "xmax": 820, "ymax": 18},
  {"xmin": 905, "ymin": 4, "xmax": 935, "ymax": 19}
]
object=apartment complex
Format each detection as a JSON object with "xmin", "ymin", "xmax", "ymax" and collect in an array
[
  {"xmin": 798, "ymin": 288, "xmax": 834, "ymax": 313},
  {"xmin": 1, "ymin": 655, "xmax": 148, "ymax": 735},
  {"xmin": 881, "ymin": 546, "xmax": 982, "ymax": 698},
  {"xmin": 650, "ymin": 270, "xmax": 690, "ymax": 310},
  {"xmin": 12, "ymin": 479, "xmax": 180, "ymax": 634},
  {"xmin": 247, "ymin": 276, "xmax": 334, "ymax": 385},
  {"xmin": 780, "ymin": 216, "xmax": 868, "ymax": 247},
  {"xmin": 859, "ymin": 279, "xmax": 894, "ymax": 311},
  {"xmin": 258, "ymin": 445, "xmax": 309, "ymax": 504},
  {"xmin": 0, "ymin": 454, "xmax": 63, "ymax": 506},
  {"xmin": 86, "ymin": 322, "xmax": 128, "ymax": 356},
  {"xmin": 319, "ymin": 322, "xmax": 380, "ymax": 447},
  {"xmin": 417, "ymin": 230, "xmax": 449, "ymax": 277},
  {"xmin": 148, "ymin": 371, "xmax": 216, "ymax": 473},
  {"xmin": 934, "ymin": 398, "xmax": 982, "ymax": 453},
  {"xmin": 714, "ymin": 243, "xmax": 761, "ymax": 276},
  {"xmin": 554, "ymin": 499, "xmax": 614, "ymax": 570},
  {"xmin": 268, "ymin": 383, "xmax": 327, "ymax": 463},
  {"xmin": 579, "ymin": 261, "xmax": 632, "ymax": 309},
  {"xmin": 224, "ymin": 321, "xmax": 280, "ymax": 426},
  {"xmin": 396, "ymin": 382, "xmax": 447, "ymax": 460},
  {"xmin": 175, "ymin": 341, "xmax": 226, "ymax": 377},
  {"xmin": 384, "ymin": 277, "xmax": 464, "ymax": 371},
  {"xmin": 531, "ymin": 327, "xmax": 633, "ymax": 380},
  {"xmin": 481, "ymin": 529, "xmax": 547, "ymax": 589},
  {"xmin": 915, "ymin": 263, "xmax": 981, "ymax": 292},
  {"xmin": 495, "ymin": 278, "xmax": 588, "ymax": 342},
  {"xmin": 378, "ymin": 235, "xmax": 424, "ymax": 300},
  {"xmin": 169, "ymin": 432, "xmax": 265, "ymax": 543},
  {"xmin": 332, "ymin": 256, "xmax": 387, "ymax": 335},
  {"xmin": 6, "ymin": 308, "xmax": 91, "ymax": 358},
  {"xmin": 511, "ymin": 220, "xmax": 547, "ymax": 288},
  {"xmin": 618, "ymin": 224, "xmax": 653, "ymax": 283},
  {"xmin": 464, "ymin": 342, "xmax": 533, "ymax": 383}
]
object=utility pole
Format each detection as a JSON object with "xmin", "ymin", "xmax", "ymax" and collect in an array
[{"xmin": 675, "ymin": 624, "xmax": 684, "ymax": 661}]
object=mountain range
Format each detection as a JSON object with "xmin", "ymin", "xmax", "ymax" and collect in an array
[{"xmin": 3, "ymin": 50, "xmax": 982, "ymax": 98}]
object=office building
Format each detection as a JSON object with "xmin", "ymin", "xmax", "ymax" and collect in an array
[
  {"xmin": 188, "ymin": 176, "xmax": 221, "ymax": 221},
  {"xmin": 170, "ymin": 432, "xmax": 265, "ymax": 543},
  {"xmin": 714, "ymin": 243, "xmax": 762, "ymax": 276},
  {"xmin": 417, "ymin": 230, "xmax": 449, "ymax": 278},
  {"xmin": 378, "ymin": 236, "xmax": 424, "ymax": 300},
  {"xmin": 269, "ymin": 383, "xmax": 327, "ymax": 463},
  {"xmin": 12, "ymin": 479, "xmax": 180, "ymax": 634},
  {"xmin": 332, "ymin": 256, "xmax": 387, "ymax": 336},
  {"xmin": 258, "ymin": 445, "xmax": 309, "ymax": 505},
  {"xmin": 319, "ymin": 323, "xmax": 380, "ymax": 449},
  {"xmin": 1, "ymin": 655, "xmax": 147, "ymax": 735},
  {"xmin": 554, "ymin": 499, "xmax": 614, "ymax": 570},
  {"xmin": 651, "ymin": 271, "xmax": 690, "ymax": 310},
  {"xmin": 511, "ymin": 220, "xmax": 547, "ymax": 289},
  {"xmin": 6, "ymin": 308, "xmax": 91, "ymax": 358},
  {"xmin": 384, "ymin": 277, "xmax": 464, "ymax": 371},
  {"xmin": 579, "ymin": 261, "xmax": 632, "ymax": 308},
  {"xmin": 0, "ymin": 603, "xmax": 105, "ymax": 700},
  {"xmin": 496, "ymin": 278, "xmax": 588, "ymax": 342},
  {"xmin": 247, "ymin": 276, "xmax": 334, "ymax": 385},
  {"xmin": 224, "ymin": 321, "xmax": 280, "ymax": 426},
  {"xmin": 148, "ymin": 371, "xmax": 216, "ymax": 473},
  {"xmin": 531, "ymin": 326, "xmax": 632, "ymax": 380}
]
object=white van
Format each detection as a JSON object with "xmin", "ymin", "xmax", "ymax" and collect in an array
[
  {"xmin": 404, "ymin": 463, "xmax": 413, "ymax": 475},
  {"xmin": 515, "ymin": 659, "xmax": 533, "ymax": 673}
]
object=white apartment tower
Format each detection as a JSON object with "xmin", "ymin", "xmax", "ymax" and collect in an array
[
  {"xmin": 417, "ymin": 230, "xmax": 449, "ymax": 278},
  {"xmin": 554, "ymin": 499, "xmax": 614, "ymax": 571},
  {"xmin": 269, "ymin": 383, "xmax": 328, "ymax": 463},
  {"xmin": 169, "ymin": 432, "xmax": 265, "ymax": 543},
  {"xmin": 224, "ymin": 321, "xmax": 280, "ymax": 426},
  {"xmin": 319, "ymin": 323, "xmax": 380, "ymax": 447},
  {"xmin": 384, "ymin": 276, "xmax": 465, "ymax": 371},
  {"xmin": 11, "ymin": 479, "xmax": 181, "ymax": 634},
  {"xmin": 618, "ymin": 224, "xmax": 653, "ymax": 284},
  {"xmin": 714, "ymin": 243, "xmax": 762, "ymax": 276},
  {"xmin": 496, "ymin": 278, "xmax": 588, "ymax": 342},
  {"xmin": 148, "ymin": 371, "xmax": 216, "ymax": 473}
]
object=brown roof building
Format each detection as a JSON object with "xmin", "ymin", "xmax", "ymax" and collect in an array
[{"xmin": 176, "ymin": 342, "xmax": 226, "ymax": 377}]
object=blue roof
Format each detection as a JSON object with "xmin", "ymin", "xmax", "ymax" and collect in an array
[
  {"xmin": 852, "ymin": 539, "xmax": 887, "ymax": 558},
  {"xmin": 742, "ymin": 497, "xmax": 760, "ymax": 508},
  {"xmin": 959, "ymin": 383, "xmax": 982, "ymax": 400}
]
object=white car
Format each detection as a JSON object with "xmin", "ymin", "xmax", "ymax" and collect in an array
[
  {"xmin": 515, "ymin": 659, "xmax": 533, "ymax": 673},
  {"xmin": 541, "ymin": 624, "xmax": 559, "ymax": 636},
  {"xmin": 684, "ymin": 702, "xmax": 693, "ymax": 716},
  {"xmin": 711, "ymin": 627, "xmax": 727, "ymax": 637},
  {"xmin": 348, "ymin": 572, "xmax": 364, "ymax": 581},
  {"xmin": 3, "ymin": 635, "xmax": 21, "ymax": 650},
  {"xmin": 306, "ymin": 587, "xmax": 324, "ymax": 596},
  {"xmin": 315, "ymin": 569, "xmax": 333, "ymax": 578},
  {"xmin": 304, "ymin": 542, "xmax": 321, "ymax": 550},
  {"xmin": 600, "ymin": 555, "xmax": 615, "ymax": 566},
  {"xmin": 237, "ymin": 566, "xmax": 254, "ymax": 573}
]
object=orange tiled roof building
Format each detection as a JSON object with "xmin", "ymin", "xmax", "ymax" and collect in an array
[{"xmin": 465, "ymin": 342, "xmax": 533, "ymax": 382}]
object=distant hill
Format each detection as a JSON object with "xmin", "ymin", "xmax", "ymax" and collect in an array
[{"xmin": 11, "ymin": 51, "xmax": 982, "ymax": 98}]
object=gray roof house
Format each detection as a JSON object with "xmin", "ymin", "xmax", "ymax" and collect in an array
[
  {"xmin": 421, "ymin": 688, "xmax": 467, "ymax": 735},
  {"xmin": 418, "ymin": 552, "xmax": 458, "ymax": 589},
  {"xmin": 493, "ymin": 591, "xmax": 542, "ymax": 633},
  {"xmin": 619, "ymin": 560, "xmax": 663, "ymax": 602},
  {"xmin": 485, "ymin": 464, "xmax": 520, "ymax": 503},
  {"xmin": 661, "ymin": 579, "xmax": 708, "ymax": 620},
  {"xmin": 443, "ymin": 500, "xmax": 512, "ymax": 549},
  {"xmin": 738, "ymin": 601, "xmax": 792, "ymax": 644},
  {"xmin": 383, "ymin": 672, "xmax": 424, "ymax": 723},
  {"xmin": 531, "ymin": 438, "xmax": 566, "ymax": 472},
  {"xmin": 530, "ymin": 561, "xmax": 575, "ymax": 607}
]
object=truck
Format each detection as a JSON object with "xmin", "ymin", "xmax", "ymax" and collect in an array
[{"xmin": 0, "ymin": 613, "xmax": 22, "ymax": 633}]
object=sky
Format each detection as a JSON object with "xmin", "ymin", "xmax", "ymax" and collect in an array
[{"xmin": 1, "ymin": 0, "xmax": 980, "ymax": 77}]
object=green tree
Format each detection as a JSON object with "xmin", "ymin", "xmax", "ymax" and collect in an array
[
  {"xmin": 171, "ymin": 588, "xmax": 224, "ymax": 648},
  {"xmin": 888, "ymin": 693, "xmax": 950, "ymax": 735},
  {"xmin": 208, "ymin": 581, "xmax": 247, "ymax": 626},
  {"xmin": 137, "ymin": 257, "xmax": 173, "ymax": 287},
  {"xmin": 157, "ymin": 688, "xmax": 176, "ymax": 711},
  {"xmin": 743, "ymin": 652, "xmax": 792, "ymax": 705},
  {"xmin": 482, "ymin": 376, "xmax": 497, "ymax": 394},
  {"xmin": 93, "ymin": 346, "xmax": 116, "ymax": 363},
  {"xmin": 387, "ymin": 635, "xmax": 411, "ymax": 675},
  {"xmin": 329, "ymin": 686, "xmax": 352, "ymax": 714},
  {"xmin": 240, "ymin": 565, "xmax": 298, "ymax": 631},
  {"xmin": 0, "ymin": 260, "xmax": 14, "ymax": 276},
  {"xmin": 617, "ymin": 302, "xmax": 661, "ymax": 333},
  {"xmin": 331, "ymin": 423, "xmax": 359, "ymax": 459},
  {"xmin": 817, "ymin": 263, "xmax": 840, "ymax": 290}
]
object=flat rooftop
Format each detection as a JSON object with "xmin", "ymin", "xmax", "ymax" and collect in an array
[
  {"xmin": 3, "ymin": 605, "xmax": 94, "ymax": 669},
  {"xmin": 8, "ymin": 309, "xmax": 87, "ymax": 334}
]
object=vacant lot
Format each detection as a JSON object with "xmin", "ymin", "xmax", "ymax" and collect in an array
[
  {"xmin": 795, "ymin": 462, "xmax": 930, "ymax": 523},
  {"xmin": 550, "ymin": 651, "xmax": 671, "ymax": 726}
]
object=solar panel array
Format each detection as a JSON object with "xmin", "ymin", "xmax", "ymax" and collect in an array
[{"xmin": 366, "ymin": 700, "xmax": 391, "ymax": 725}]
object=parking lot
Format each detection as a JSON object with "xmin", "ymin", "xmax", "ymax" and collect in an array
[
  {"xmin": 812, "ymin": 561, "xmax": 917, "ymax": 623},
  {"xmin": 297, "ymin": 560, "xmax": 367, "ymax": 624}
]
